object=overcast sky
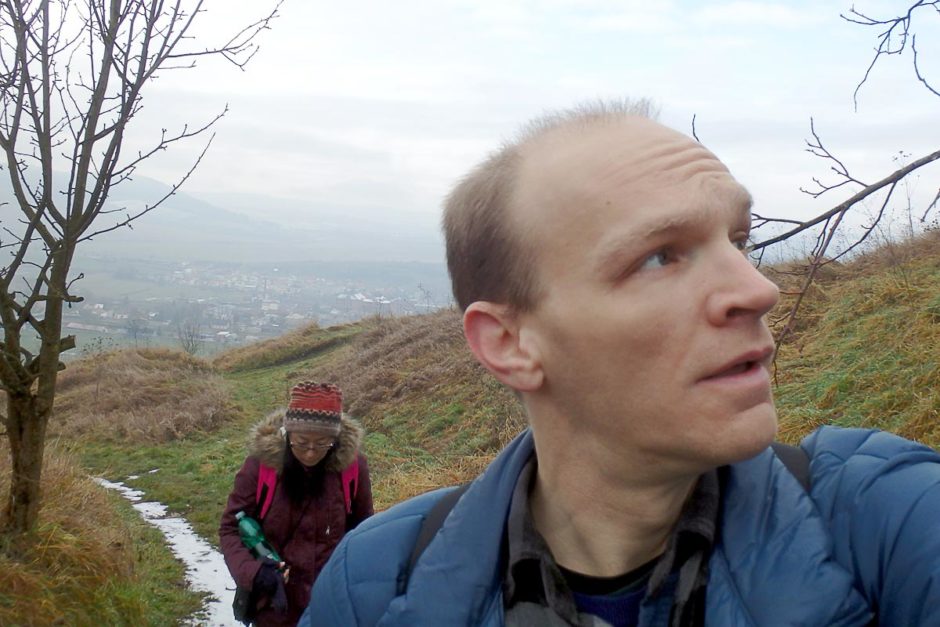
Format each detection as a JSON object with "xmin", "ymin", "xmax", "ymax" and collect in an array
[{"xmin": 124, "ymin": 0, "xmax": 940, "ymax": 247}]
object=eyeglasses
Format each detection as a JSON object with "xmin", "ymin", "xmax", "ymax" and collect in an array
[{"xmin": 289, "ymin": 440, "xmax": 335, "ymax": 453}]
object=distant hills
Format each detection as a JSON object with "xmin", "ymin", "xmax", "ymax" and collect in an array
[{"xmin": 0, "ymin": 174, "xmax": 445, "ymax": 264}]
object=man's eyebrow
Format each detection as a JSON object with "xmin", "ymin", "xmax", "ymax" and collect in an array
[
  {"xmin": 593, "ymin": 192, "xmax": 753, "ymax": 272},
  {"xmin": 593, "ymin": 216, "xmax": 697, "ymax": 270}
]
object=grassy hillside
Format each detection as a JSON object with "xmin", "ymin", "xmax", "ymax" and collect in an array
[
  {"xmin": 1, "ymin": 231, "xmax": 937, "ymax": 625},
  {"xmin": 770, "ymin": 230, "xmax": 940, "ymax": 446},
  {"xmin": 272, "ymin": 309, "xmax": 525, "ymax": 505},
  {"xmin": 211, "ymin": 320, "xmax": 366, "ymax": 373},
  {"xmin": 0, "ymin": 442, "xmax": 203, "ymax": 626}
]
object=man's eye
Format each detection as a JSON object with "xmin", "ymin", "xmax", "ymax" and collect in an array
[{"xmin": 639, "ymin": 250, "xmax": 670, "ymax": 270}]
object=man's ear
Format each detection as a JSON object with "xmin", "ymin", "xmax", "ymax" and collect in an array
[{"xmin": 463, "ymin": 301, "xmax": 543, "ymax": 392}]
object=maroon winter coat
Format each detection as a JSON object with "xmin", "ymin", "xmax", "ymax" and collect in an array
[{"xmin": 220, "ymin": 409, "xmax": 373, "ymax": 626}]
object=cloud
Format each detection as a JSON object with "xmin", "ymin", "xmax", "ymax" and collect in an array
[
  {"xmin": 113, "ymin": 0, "xmax": 938, "ymax": 237},
  {"xmin": 694, "ymin": 2, "xmax": 827, "ymax": 28}
]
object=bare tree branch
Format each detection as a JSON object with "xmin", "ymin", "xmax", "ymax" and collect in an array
[
  {"xmin": 752, "ymin": 146, "xmax": 940, "ymax": 251},
  {"xmin": 0, "ymin": 0, "xmax": 281, "ymax": 534},
  {"xmin": 912, "ymin": 34, "xmax": 940, "ymax": 97},
  {"xmin": 843, "ymin": 1, "xmax": 940, "ymax": 109},
  {"xmin": 821, "ymin": 182, "xmax": 897, "ymax": 265},
  {"xmin": 79, "ymin": 131, "xmax": 215, "ymax": 241},
  {"xmin": 926, "ymin": 187, "xmax": 940, "ymax": 219},
  {"xmin": 799, "ymin": 118, "xmax": 867, "ymax": 198}
]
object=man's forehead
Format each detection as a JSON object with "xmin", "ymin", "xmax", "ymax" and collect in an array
[
  {"xmin": 511, "ymin": 117, "xmax": 739, "ymax": 225},
  {"xmin": 519, "ymin": 116, "xmax": 726, "ymax": 188}
]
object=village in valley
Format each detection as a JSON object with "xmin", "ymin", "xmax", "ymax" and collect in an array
[{"xmin": 58, "ymin": 257, "xmax": 451, "ymax": 357}]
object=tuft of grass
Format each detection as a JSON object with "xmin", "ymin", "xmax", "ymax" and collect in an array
[
  {"xmin": 53, "ymin": 348, "xmax": 238, "ymax": 444},
  {"xmin": 0, "ymin": 441, "xmax": 203, "ymax": 626}
]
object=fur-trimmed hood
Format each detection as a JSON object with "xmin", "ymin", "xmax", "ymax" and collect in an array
[{"xmin": 248, "ymin": 408, "xmax": 364, "ymax": 473}]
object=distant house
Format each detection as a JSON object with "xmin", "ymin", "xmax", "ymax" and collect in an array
[{"xmin": 65, "ymin": 322, "xmax": 110, "ymax": 333}]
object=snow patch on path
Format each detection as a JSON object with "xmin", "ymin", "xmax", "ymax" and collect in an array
[{"xmin": 95, "ymin": 477, "xmax": 238, "ymax": 626}]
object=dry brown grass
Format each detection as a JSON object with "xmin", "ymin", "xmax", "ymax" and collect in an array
[
  {"xmin": 299, "ymin": 309, "xmax": 525, "ymax": 454},
  {"xmin": 212, "ymin": 321, "xmax": 361, "ymax": 372},
  {"xmin": 837, "ymin": 228, "xmax": 940, "ymax": 279},
  {"xmin": 367, "ymin": 453, "xmax": 491, "ymax": 511},
  {"xmin": 269, "ymin": 309, "xmax": 527, "ymax": 504},
  {"xmin": 304, "ymin": 310, "xmax": 470, "ymax": 415},
  {"xmin": 367, "ymin": 418, "xmax": 526, "ymax": 510},
  {"xmin": 773, "ymin": 231, "xmax": 940, "ymax": 448},
  {"xmin": 0, "ymin": 441, "xmax": 149, "ymax": 624},
  {"xmin": 766, "ymin": 229, "xmax": 940, "ymax": 345},
  {"xmin": 52, "ymin": 348, "xmax": 238, "ymax": 444}
]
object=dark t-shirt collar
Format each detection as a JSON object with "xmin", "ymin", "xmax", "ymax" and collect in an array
[{"xmin": 503, "ymin": 453, "xmax": 720, "ymax": 625}]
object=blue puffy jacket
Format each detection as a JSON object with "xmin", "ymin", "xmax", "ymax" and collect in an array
[{"xmin": 301, "ymin": 427, "xmax": 940, "ymax": 626}]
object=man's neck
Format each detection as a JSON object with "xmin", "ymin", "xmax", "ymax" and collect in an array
[{"xmin": 528, "ymin": 429, "xmax": 699, "ymax": 578}]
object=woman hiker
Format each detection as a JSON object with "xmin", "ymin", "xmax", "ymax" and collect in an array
[{"xmin": 220, "ymin": 381, "xmax": 374, "ymax": 626}]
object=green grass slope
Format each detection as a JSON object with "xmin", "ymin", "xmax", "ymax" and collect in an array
[{"xmin": 772, "ymin": 231, "xmax": 940, "ymax": 446}]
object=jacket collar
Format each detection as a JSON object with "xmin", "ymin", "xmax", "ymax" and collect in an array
[
  {"xmin": 382, "ymin": 428, "xmax": 536, "ymax": 625},
  {"xmin": 386, "ymin": 430, "xmax": 874, "ymax": 626}
]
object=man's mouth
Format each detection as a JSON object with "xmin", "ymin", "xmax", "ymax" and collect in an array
[
  {"xmin": 718, "ymin": 361, "xmax": 753, "ymax": 377},
  {"xmin": 701, "ymin": 346, "xmax": 774, "ymax": 381}
]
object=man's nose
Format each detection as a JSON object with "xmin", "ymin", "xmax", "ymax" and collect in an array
[{"xmin": 705, "ymin": 245, "xmax": 780, "ymax": 326}]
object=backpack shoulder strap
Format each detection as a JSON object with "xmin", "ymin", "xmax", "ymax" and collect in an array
[
  {"xmin": 771, "ymin": 441, "xmax": 811, "ymax": 490},
  {"xmin": 256, "ymin": 462, "xmax": 278, "ymax": 521},
  {"xmin": 340, "ymin": 458, "xmax": 360, "ymax": 515},
  {"xmin": 397, "ymin": 483, "xmax": 470, "ymax": 595}
]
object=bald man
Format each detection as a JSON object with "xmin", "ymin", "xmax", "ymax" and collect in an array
[{"xmin": 300, "ymin": 101, "xmax": 940, "ymax": 627}]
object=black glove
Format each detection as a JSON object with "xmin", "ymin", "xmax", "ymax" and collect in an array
[{"xmin": 252, "ymin": 558, "xmax": 288, "ymax": 613}]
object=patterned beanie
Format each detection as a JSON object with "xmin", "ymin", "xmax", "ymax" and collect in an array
[{"xmin": 283, "ymin": 381, "xmax": 343, "ymax": 437}]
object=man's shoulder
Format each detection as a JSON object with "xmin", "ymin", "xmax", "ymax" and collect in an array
[
  {"xmin": 796, "ymin": 425, "xmax": 940, "ymax": 540},
  {"xmin": 803, "ymin": 424, "xmax": 933, "ymax": 456},
  {"xmin": 802, "ymin": 425, "xmax": 939, "ymax": 477},
  {"xmin": 320, "ymin": 486, "xmax": 457, "ymax": 578},
  {"xmin": 341, "ymin": 486, "xmax": 453, "ymax": 548},
  {"xmin": 797, "ymin": 427, "xmax": 940, "ymax": 624},
  {"xmin": 302, "ymin": 487, "xmax": 461, "ymax": 626}
]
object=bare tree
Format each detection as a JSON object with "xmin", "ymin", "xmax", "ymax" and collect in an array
[
  {"xmin": 750, "ymin": 2, "xmax": 940, "ymax": 347},
  {"xmin": 175, "ymin": 302, "xmax": 202, "ymax": 355},
  {"xmin": 0, "ymin": 0, "xmax": 280, "ymax": 534},
  {"xmin": 417, "ymin": 283, "xmax": 433, "ymax": 311},
  {"xmin": 126, "ymin": 315, "xmax": 148, "ymax": 348}
]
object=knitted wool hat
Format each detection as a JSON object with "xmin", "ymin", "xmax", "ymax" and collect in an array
[{"xmin": 282, "ymin": 382, "xmax": 343, "ymax": 437}]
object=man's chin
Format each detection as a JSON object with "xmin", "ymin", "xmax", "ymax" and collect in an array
[{"xmin": 721, "ymin": 405, "xmax": 778, "ymax": 464}]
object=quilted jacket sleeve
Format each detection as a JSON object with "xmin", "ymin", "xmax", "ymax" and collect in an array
[{"xmin": 803, "ymin": 427, "xmax": 940, "ymax": 625}]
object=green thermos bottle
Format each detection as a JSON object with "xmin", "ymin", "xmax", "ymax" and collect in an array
[{"xmin": 235, "ymin": 510, "xmax": 282, "ymax": 563}]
